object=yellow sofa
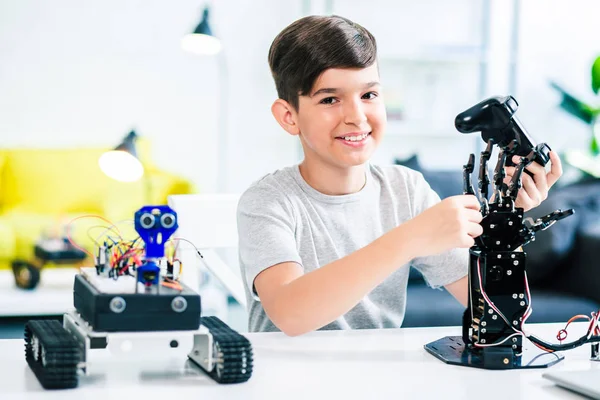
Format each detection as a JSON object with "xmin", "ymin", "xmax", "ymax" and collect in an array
[{"xmin": 0, "ymin": 142, "xmax": 195, "ymax": 276}]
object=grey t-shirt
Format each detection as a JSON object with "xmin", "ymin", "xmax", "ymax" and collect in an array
[{"xmin": 237, "ymin": 163, "xmax": 468, "ymax": 332}]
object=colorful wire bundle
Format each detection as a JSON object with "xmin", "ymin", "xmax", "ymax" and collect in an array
[{"xmin": 67, "ymin": 214, "xmax": 182, "ymax": 290}]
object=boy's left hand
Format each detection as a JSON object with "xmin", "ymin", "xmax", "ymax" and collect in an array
[{"xmin": 504, "ymin": 151, "xmax": 563, "ymax": 212}]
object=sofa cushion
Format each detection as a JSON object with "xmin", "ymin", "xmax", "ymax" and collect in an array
[
  {"xmin": 0, "ymin": 151, "xmax": 6, "ymax": 212},
  {"xmin": 0, "ymin": 217, "xmax": 15, "ymax": 259},
  {"xmin": 524, "ymin": 179, "xmax": 600, "ymax": 284},
  {"xmin": 3, "ymin": 148, "xmax": 113, "ymax": 214},
  {"xmin": 542, "ymin": 222, "xmax": 600, "ymax": 304},
  {"xmin": 0, "ymin": 142, "xmax": 194, "ymax": 268},
  {"xmin": 395, "ymin": 154, "xmax": 464, "ymax": 199},
  {"xmin": 1, "ymin": 210, "xmax": 78, "ymax": 260},
  {"xmin": 404, "ymin": 280, "xmax": 600, "ymax": 327}
]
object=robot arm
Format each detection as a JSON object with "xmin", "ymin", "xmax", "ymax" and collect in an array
[
  {"xmin": 456, "ymin": 95, "xmax": 596, "ymax": 355},
  {"xmin": 428, "ymin": 95, "xmax": 597, "ymax": 370}
]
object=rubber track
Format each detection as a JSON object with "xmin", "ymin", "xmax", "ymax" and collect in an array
[
  {"xmin": 25, "ymin": 320, "xmax": 80, "ymax": 389},
  {"xmin": 199, "ymin": 316, "xmax": 253, "ymax": 383}
]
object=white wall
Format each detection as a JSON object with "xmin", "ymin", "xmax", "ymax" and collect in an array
[
  {"xmin": 516, "ymin": 0, "xmax": 600, "ymax": 153},
  {"xmin": 211, "ymin": 0, "xmax": 302, "ymax": 192},
  {"xmin": 1, "ymin": 0, "xmax": 597, "ymax": 193},
  {"xmin": 0, "ymin": 0, "xmax": 301, "ymax": 193}
]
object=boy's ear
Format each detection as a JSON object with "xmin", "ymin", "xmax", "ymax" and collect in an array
[{"xmin": 271, "ymin": 99, "xmax": 300, "ymax": 136}]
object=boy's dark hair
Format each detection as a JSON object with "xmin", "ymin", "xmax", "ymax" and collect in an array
[{"xmin": 268, "ymin": 15, "xmax": 377, "ymax": 110}]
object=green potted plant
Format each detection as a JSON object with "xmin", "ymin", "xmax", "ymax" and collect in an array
[{"xmin": 550, "ymin": 56, "xmax": 600, "ymax": 177}]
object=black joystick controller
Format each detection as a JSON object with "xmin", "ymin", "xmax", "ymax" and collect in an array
[{"xmin": 455, "ymin": 96, "xmax": 551, "ymax": 169}]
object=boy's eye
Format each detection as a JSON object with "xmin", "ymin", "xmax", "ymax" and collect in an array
[
  {"xmin": 362, "ymin": 91, "xmax": 378, "ymax": 100},
  {"xmin": 319, "ymin": 97, "xmax": 338, "ymax": 105}
]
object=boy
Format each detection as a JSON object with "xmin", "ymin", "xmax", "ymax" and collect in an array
[{"xmin": 237, "ymin": 15, "xmax": 562, "ymax": 336}]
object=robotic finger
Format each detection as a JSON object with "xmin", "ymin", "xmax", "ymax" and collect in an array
[
  {"xmin": 463, "ymin": 153, "xmax": 476, "ymax": 196},
  {"xmin": 507, "ymin": 156, "xmax": 530, "ymax": 201},
  {"xmin": 478, "ymin": 141, "xmax": 494, "ymax": 214},
  {"xmin": 492, "ymin": 148, "xmax": 508, "ymax": 203},
  {"xmin": 524, "ymin": 209, "xmax": 575, "ymax": 233}
]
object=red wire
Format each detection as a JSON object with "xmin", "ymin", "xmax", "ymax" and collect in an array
[{"xmin": 66, "ymin": 214, "xmax": 121, "ymax": 259}]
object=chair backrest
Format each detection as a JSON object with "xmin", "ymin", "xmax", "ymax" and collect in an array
[{"xmin": 167, "ymin": 193, "xmax": 246, "ymax": 308}]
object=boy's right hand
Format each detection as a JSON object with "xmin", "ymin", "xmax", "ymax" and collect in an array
[{"xmin": 406, "ymin": 195, "xmax": 483, "ymax": 258}]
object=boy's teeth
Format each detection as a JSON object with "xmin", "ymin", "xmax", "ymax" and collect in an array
[{"xmin": 343, "ymin": 133, "xmax": 368, "ymax": 141}]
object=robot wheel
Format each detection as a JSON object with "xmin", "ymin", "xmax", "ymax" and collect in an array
[
  {"xmin": 198, "ymin": 316, "xmax": 254, "ymax": 384},
  {"xmin": 24, "ymin": 320, "xmax": 80, "ymax": 389}
]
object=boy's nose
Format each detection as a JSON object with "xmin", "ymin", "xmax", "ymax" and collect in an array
[{"xmin": 343, "ymin": 100, "xmax": 367, "ymax": 126}]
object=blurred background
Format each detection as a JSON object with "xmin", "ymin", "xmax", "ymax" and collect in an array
[{"xmin": 1, "ymin": 0, "xmax": 600, "ymax": 335}]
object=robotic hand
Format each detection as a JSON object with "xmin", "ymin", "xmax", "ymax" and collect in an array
[
  {"xmin": 425, "ymin": 95, "xmax": 599, "ymax": 371},
  {"xmin": 457, "ymin": 95, "xmax": 571, "ymax": 239},
  {"xmin": 461, "ymin": 152, "xmax": 574, "ymax": 252},
  {"xmin": 459, "ymin": 96, "xmax": 574, "ymax": 352}
]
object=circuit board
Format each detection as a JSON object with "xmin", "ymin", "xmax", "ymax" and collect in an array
[{"xmin": 80, "ymin": 267, "xmax": 168, "ymax": 294}]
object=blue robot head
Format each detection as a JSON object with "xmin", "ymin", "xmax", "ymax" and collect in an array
[{"xmin": 134, "ymin": 205, "xmax": 178, "ymax": 258}]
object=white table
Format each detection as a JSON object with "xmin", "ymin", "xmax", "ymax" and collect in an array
[
  {"xmin": 1, "ymin": 322, "xmax": 599, "ymax": 400},
  {"xmin": 0, "ymin": 269, "xmax": 76, "ymax": 317}
]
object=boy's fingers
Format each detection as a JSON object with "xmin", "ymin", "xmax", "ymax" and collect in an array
[
  {"xmin": 533, "ymin": 171, "xmax": 549, "ymax": 198},
  {"xmin": 521, "ymin": 174, "xmax": 542, "ymax": 205},
  {"xmin": 519, "ymin": 165, "xmax": 547, "ymax": 201},
  {"xmin": 460, "ymin": 236, "xmax": 476, "ymax": 248},
  {"xmin": 464, "ymin": 209, "xmax": 483, "ymax": 223},
  {"xmin": 460, "ymin": 194, "xmax": 482, "ymax": 210},
  {"xmin": 512, "ymin": 155, "xmax": 545, "ymax": 177},
  {"xmin": 546, "ymin": 151, "xmax": 563, "ymax": 188},
  {"xmin": 467, "ymin": 222, "xmax": 484, "ymax": 238},
  {"xmin": 516, "ymin": 187, "xmax": 534, "ymax": 208}
]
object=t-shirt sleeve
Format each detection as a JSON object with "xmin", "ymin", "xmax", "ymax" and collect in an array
[
  {"xmin": 237, "ymin": 184, "xmax": 302, "ymax": 300},
  {"xmin": 407, "ymin": 170, "xmax": 469, "ymax": 288}
]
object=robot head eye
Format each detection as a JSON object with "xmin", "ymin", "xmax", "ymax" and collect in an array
[
  {"xmin": 161, "ymin": 213, "xmax": 176, "ymax": 229},
  {"xmin": 140, "ymin": 213, "xmax": 156, "ymax": 229}
]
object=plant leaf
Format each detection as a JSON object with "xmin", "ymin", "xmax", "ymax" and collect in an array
[
  {"xmin": 592, "ymin": 55, "xmax": 600, "ymax": 94},
  {"xmin": 550, "ymin": 81, "xmax": 594, "ymax": 123}
]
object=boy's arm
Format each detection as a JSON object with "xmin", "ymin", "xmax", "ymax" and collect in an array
[
  {"xmin": 254, "ymin": 222, "xmax": 419, "ymax": 336},
  {"xmin": 444, "ymin": 275, "xmax": 468, "ymax": 307},
  {"xmin": 254, "ymin": 195, "xmax": 482, "ymax": 336}
]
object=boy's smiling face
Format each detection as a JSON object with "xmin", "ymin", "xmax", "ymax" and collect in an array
[{"xmin": 276, "ymin": 63, "xmax": 386, "ymax": 170}]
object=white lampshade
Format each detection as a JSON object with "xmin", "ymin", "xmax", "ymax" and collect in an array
[
  {"xmin": 182, "ymin": 7, "xmax": 222, "ymax": 55},
  {"xmin": 181, "ymin": 33, "xmax": 222, "ymax": 55},
  {"xmin": 98, "ymin": 150, "xmax": 144, "ymax": 182}
]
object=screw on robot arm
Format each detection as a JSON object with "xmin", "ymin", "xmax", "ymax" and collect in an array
[
  {"xmin": 478, "ymin": 140, "xmax": 494, "ymax": 214},
  {"xmin": 463, "ymin": 153, "xmax": 476, "ymax": 196}
]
